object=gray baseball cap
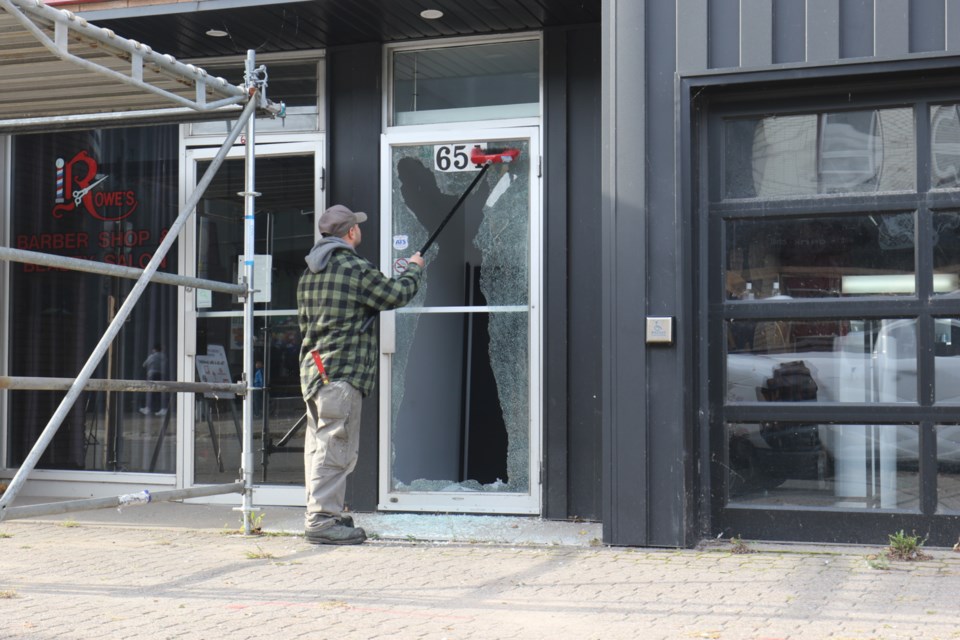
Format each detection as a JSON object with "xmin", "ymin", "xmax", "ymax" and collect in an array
[{"xmin": 318, "ymin": 204, "xmax": 368, "ymax": 237}]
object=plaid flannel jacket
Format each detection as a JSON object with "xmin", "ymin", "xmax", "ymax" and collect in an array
[{"xmin": 298, "ymin": 248, "xmax": 422, "ymax": 399}]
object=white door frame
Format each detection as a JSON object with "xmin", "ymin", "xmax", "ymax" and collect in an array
[
  {"xmin": 377, "ymin": 126, "xmax": 542, "ymax": 514},
  {"xmin": 181, "ymin": 138, "xmax": 324, "ymax": 506}
]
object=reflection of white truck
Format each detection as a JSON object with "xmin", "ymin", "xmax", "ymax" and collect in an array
[{"xmin": 727, "ymin": 320, "xmax": 960, "ymax": 497}]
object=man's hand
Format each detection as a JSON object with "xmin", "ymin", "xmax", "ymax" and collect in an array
[{"xmin": 408, "ymin": 251, "xmax": 425, "ymax": 268}]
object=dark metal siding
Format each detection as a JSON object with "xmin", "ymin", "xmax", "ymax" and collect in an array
[
  {"xmin": 840, "ymin": 1, "xmax": 874, "ymax": 58},
  {"xmin": 674, "ymin": 0, "xmax": 960, "ymax": 74},
  {"xmin": 326, "ymin": 42, "xmax": 383, "ymax": 512},
  {"xmin": 647, "ymin": 0, "xmax": 691, "ymax": 548},
  {"xmin": 911, "ymin": 2, "xmax": 947, "ymax": 53},
  {"xmin": 707, "ymin": 0, "xmax": 740, "ymax": 70},
  {"xmin": 772, "ymin": 0, "xmax": 805, "ymax": 65},
  {"xmin": 602, "ymin": 0, "xmax": 649, "ymax": 547},
  {"xmin": 544, "ymin": 26, "xmax": 603, "ymax": 522},
  {"xmin": 543, "ymin": 29, "xmax": 570, "ymax": 521}
]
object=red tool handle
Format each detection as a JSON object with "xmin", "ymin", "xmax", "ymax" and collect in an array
[
  {"xmin": 470, "ymin": 147, "xmax": 520, "ymax": 166},
  {"xmin": 310, "ymin": 350, "xmax": 330, "ymax": 385}
]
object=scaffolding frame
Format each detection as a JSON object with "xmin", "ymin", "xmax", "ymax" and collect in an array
[{"xmin": 0, "ymin": 0, "xmax": 283, "ymax": 534}]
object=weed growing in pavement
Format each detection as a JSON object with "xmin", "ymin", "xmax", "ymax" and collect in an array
[
  {"xmin": 887, "ymin": 529, "xmax": 931, "ymax": 561},
  {"xmin": 730, "ymin": 534, "xmax": 754, "ymax": 554},
  {"xmin": 865, "ymin": 553, "xmax": 890, "ymax": 570},
  {"xmin": 59, "ymin": 520, "xmax": 80, "ymax": 528},
  {"xmin": 219, "ymin": 513, "xmax": 293, "ymax": 538},
  {"xmin": 0, "ymin": 590, "xmax": 17, "ymax": 599},
  {"xmin": 0, "ymin": 532, "xmax": 12, "ymax": 539},
  {"xmin": 244, "ymin": 544, "xmax": 276, "ymax": 560},
  {"xmin": 244, "ymin": 511, "xmax": 265, "ymax": 533}
]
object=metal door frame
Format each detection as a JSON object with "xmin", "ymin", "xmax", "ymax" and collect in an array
[
  {"xmin": 377, "ymin": 126, "xmax": 542, "ymax": 514},
  {"xmin": 182, "ymin": 138, "xmax": 324, "ymax": 506}
]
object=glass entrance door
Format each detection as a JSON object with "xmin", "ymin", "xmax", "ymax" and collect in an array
[
  {"xmin": 379, "ymin": 128, "xmax": 541, "ymax": 514},
  {"xmin": 183, "ymin": 140, "xmax": 322, "ymax": 505}
]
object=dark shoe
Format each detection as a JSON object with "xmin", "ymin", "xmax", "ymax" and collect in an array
[
  {"xmin": 305, "ymin": 524, "xmax": 366, "ymax": 545},
  {"xmin": 337, "ymin": 515, "xmax": 354, "ymax": 528}
]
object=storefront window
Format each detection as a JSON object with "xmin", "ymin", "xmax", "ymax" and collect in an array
[
  {"xmin": 727, "ymin": 422, "xmax": 920, "ymax": 509},
  {"xmin": 726, "ymin": 318, "xmax": 918, "ymax": 404},
  {"xmin": 7, "ymin": 126, "xmax": 179, "ymax": 473},
  {"xmin": 391, "ymin": 40, "xmax": 540, "ymax": 126},
  {"xmin": 725, "ymin": 213, "xmax": 917, "ymax": 300},
  {"xmin": 714, "ymin": 92, "xmax": 960, "ymax": 539},
  {"xmin": 724, "ymin": 108, "xmax": 915, "ymax": 199}
]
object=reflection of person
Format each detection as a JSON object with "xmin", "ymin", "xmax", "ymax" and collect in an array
[
  {"xmin": 252, "ymin": 360, "xmax": 264, "ymax": 418},
  {"xmin": 140, "ymin": 344, "xmax": 167, "ymax": 416},
  {"xmin": 297, "ymin": 204, "xmax": 424, "ymax": 545}
]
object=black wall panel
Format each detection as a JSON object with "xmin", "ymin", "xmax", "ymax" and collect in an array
[
  {"xmin": 327, "ymin": 42, "xmax": 383, "ymax": 512},
  {"xmin": 544, "ymin": 26, "xmax": 603, "ymax": 522}
]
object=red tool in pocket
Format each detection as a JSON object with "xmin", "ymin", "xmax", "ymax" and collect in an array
[{"xmin": 310, "ymin": 350, "xmax": 330, "ymax": 386}]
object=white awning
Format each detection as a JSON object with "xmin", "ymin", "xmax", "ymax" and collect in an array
[{"xmin": 0, "ymin": 0, "xmax": 276, "ymax": 131}]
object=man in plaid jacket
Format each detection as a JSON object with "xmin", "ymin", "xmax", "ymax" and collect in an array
[{"xmin": 297, "ymin": 204, "xmax": 424, "ymax": 545}]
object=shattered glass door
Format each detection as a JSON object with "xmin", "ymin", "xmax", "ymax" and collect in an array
[{"xmin": 380, "ymin": 131, "xmax": 540, "ymax": 513}]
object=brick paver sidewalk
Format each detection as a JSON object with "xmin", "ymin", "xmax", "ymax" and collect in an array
[{"xmin": 1, "ymin": 521, "xmax": 958, "ymax": 639}]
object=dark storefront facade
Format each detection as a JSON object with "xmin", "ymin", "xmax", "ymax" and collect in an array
[{"xmin": 2, "ymin": 0, "xmax": 960, "ymax": 547}]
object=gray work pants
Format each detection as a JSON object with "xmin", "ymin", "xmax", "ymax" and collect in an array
[{"xmin": 303, "ymin": 381, "xmax": 362, "ymax": 531}]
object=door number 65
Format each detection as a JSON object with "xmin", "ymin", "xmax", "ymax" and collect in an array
[{"xmin": 434, "ymin": 143, "xmax": 486, "ymax": 172}]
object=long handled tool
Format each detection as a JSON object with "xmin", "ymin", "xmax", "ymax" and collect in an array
[
  {"xmin": 416, "ymin": 146, "xmax": 520, "ymax": 256},
  {"xmin": 361, "ymin": 145, "xmax": 521, "ymax": 333}
]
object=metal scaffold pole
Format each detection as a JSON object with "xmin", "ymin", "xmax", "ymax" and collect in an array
[{"xmin": 239, "ymin": 50, "xmax": 260, "ymax": 535}]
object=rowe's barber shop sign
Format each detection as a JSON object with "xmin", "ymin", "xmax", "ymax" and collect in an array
[
  {"xmin": 53, "ymin": 150, "xmax": 138, "ymax": 221},
  {"xmin": 14, "ymin": 149, "xmax": 169, "ymax": 272}
]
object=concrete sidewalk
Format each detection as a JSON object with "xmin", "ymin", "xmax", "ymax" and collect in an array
[{"xmin": 1, "ymin": 503, "xmax": 959, "ymax": 639}]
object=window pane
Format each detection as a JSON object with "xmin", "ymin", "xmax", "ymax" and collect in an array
[
  {"xmin": 196, "ymin": 155, "xmax": 315, "ymax": 312},
  {"xmin": 390, "ymin": 311, "xmax": 528, "ymax": 493},
  {"xmin": 933, "ymin": 212, "xmax": 960, "ymax": 295},
  {"xmin": 389, "ymin": 141, "xmax": 530, "ymax": 307},
  {"xmin": 727, "ymin": 422, "xmax": 920, "ymax": 509},
  {"xmin": 931, "ymin": 104, "xmax": 960, "ymax": 189},
  {"xmin": 725, "ymin": 214, "xmax": 916, "ymax": 300},
  {"xmin": 935, "ymin": 318, "xmax": 960, "ymax": 403},
  {"xmin": 724, "ymin": 108, "xmax": 915, "ymax": 199},
  {"xmin": 392, "ymin": 41, "xmax": 539, "ymax": 126},
  {"xmin": 937, "ymin": 425, "xmax": 960, "ymax": 512},
  {"xmin": 190, "ymin": 61, "xmax": 320, "ymax": 134},
  {"xmin": 727, "ymin": 319, "xmax": 917, "ymax": 403},
  {"xmin": 193, "ymin": 316, "xmax": 304, "ymax": 485}
]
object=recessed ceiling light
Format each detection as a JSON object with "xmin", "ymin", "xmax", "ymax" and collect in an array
[
  {"xmin": 420, "ymin": 9, "xmax": 444, "ymax": 20},
  {"xmin": 205, "ymin": 28, "xmax": 228, "ymax": 38}
]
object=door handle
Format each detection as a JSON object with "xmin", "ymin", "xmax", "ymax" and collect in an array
[{"xmin": 381, "ymin": 310, "xmax": 396, "ymax": 354}]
